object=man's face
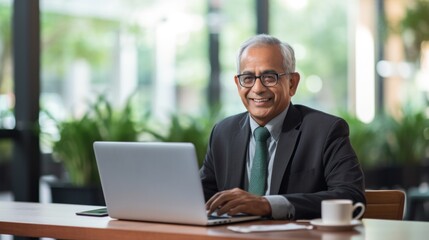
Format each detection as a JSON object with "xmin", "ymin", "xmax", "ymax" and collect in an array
[{"xmin": 234, "ymin": 44, "xmax": 300, "ymax": 126}]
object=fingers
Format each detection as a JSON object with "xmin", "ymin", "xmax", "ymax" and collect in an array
[
  {"xmin": 217, "ymin": 197, "xmax": 242, "ymax": 215},
  {"xmin": 205, "ymin": 188, "xmax": 272, "ymax": 217},
  {"xmin": 206, "ymin": 188, "xmax": 240, "ymax": 216},
  {"xmin": 205, "ymin": 191, "xmax": 223, "ymax": 209}
]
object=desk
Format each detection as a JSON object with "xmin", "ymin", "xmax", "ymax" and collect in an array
[{"xmin": 1, "ymin": 202, "xmax": 428, "ymax": 240}]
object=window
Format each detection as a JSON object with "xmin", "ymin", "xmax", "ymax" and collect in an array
[
  {"xmin": 40, "ymin": 0, "xmax": 208, "ymax": 125},
  {"xmin": 0, "ymin": 0, "xmax": 13, "ymax": 129},
  {"xmin": 270, "ymin": 0, "xmax": 352, "ymax": 113}
]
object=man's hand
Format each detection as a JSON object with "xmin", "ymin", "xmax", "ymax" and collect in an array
[{"xmin": 205, "ymin": 188, "xmax": 272, "ymax": 217}]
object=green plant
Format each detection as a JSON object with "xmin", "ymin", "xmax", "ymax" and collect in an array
[
  {"xmin": 340, "ymin": 112, "xmax": 382, "ymax": 168},
  {"xmin": 383, "ymin": 109, "xmax": 429, "ymax": 165},
  {"xmin": 341, "ymin": 108, "xmax": 429, "ymax": 169},
  {"xmin": 47, "ymin": 94, "xmax": 222, "ymax": 185},
  {"xmin": 401, "ymin": 0, "xmax": 429, "ymax": 60},
  {"xmin": 52, "ymin": 115, "xmax": 102, "ymax": 186},
  {"xmin": 0, "ymin": 6, "xmax": 12, "ymax": 94},
  {"xmin": 146, "ymin": 106, "xmax": 222, "ymax": 166},
  {"xmin": 0, "ymin": 140, "xmax": 12, "ymax": 164},
  {"xmin": 49, "ymin": 95, "xmax": 141, "ymax": 186}
]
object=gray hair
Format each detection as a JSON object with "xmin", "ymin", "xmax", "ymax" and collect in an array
[{"xmin": 236, "ymin": 34, "xmax": 296, "ymax": 74}]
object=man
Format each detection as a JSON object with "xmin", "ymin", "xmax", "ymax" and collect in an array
[{"xmin": 200, "ymin": 34, "xmax": 365, "ymax": 220}]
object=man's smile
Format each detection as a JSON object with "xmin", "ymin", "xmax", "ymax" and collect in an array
[{"xmin": 250, "ymin": 97, "xmax": 271, "ymax": 102}]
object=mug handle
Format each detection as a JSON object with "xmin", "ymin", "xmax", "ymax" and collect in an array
[{"xmin": 352, "ymin": 202, "xmax": 366, "ymax": 220}]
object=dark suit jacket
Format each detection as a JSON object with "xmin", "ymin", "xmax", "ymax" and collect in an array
[{"xmin": 200, "ymin": 104, "xmax": 366, "ymax": 220}]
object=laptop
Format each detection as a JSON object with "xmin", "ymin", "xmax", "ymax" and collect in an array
[{"xmin": 93, "ymin": 141, "xmax": 261, "ymax": 225}]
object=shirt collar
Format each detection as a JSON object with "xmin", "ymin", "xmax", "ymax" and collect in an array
[{"xmin": 249, "ymin": 106, "xmax": 289, "ymax": 142}]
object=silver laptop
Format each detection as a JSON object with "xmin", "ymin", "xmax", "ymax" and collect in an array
[{"xmin": 93, "ymin": 141, "xmax": 261, "ymax": 225}]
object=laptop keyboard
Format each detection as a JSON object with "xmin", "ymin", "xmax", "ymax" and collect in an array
[
  {"xmin": 208, "ymin": 211, "xmax": 253, "ymax": 220},
  {"xmin": 208, "ymin": 214, "xmax": 230, "ymax": 220}
]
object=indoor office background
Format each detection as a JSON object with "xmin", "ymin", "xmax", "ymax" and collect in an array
[{"xmin": 0, "ymin": 0, "xmax": 428, "ymax": 225}]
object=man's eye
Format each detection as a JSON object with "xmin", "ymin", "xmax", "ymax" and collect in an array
[
  {"xmin": 243, "ymin": 76, "xmax": 255, "ymax": 82},
  {"xmin": 263, "ymin": 75, "xmax": 276, "ymax": 81}
]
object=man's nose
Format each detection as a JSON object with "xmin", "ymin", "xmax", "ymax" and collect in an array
[{"xmin": 252, "ymin": 77, "xmax": 266, "ymax": 92}]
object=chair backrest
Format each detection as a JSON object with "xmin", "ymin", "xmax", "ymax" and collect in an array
[{"xmin": 363, "ymin": 190, "xmax": 406, "ymax": 220}]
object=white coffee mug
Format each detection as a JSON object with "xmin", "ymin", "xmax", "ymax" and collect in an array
[{"xmin": 321, "ymin": 199, "xmax": 365, "ymax": 225}]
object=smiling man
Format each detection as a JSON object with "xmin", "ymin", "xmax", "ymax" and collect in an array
[{"xmin": 200, "ymin": 34, "xmax": 365, "ymax": 220}]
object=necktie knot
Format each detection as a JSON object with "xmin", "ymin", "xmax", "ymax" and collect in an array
[{"xmin": 254, "ymin": 127, "xmax": 270, "ymax": 142}]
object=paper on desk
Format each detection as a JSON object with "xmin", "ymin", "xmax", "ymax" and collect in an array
[{"xmin": 227, "ymin": 223, "xmax": 313, "ymax": 233}]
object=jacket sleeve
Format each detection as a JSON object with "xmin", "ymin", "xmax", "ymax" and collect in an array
[{"xmin": 283, "ymin": 118, "xmax": 366, "ymax": 220}]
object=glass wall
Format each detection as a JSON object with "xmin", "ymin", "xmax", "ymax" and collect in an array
[
  {"xmin": 4, "ymin": 0, "xmax": 425, "ymax": 144},
  {"xmin": 0, "ymin": 0, "xmax": 13, "ymax": 129},
  {"xmin": 0, "ymin": 0, "xmax": 13, "ymax": 204},
  {"xmin": 217, "ymin": 0, "xmax": 256, "ymax": 115},
  {"xmin": 2, "ymin": 0, "xmax": 371, "ymax": 128},
  {"xmin": 217, "ymin": 0, "xmax": 355, "ymax": 115},
  {"xmin": 40, "ymin": 0, "xmax": 209, "ymax": 122},
  {"xmin": 270, "ymin": 0, "xmax": 352, "ymax": 113},
  {"xmin": 39, "ymin": 0, "xmax": 219, "ymax": 154},
  {"xmin": 4, "ymin": 0, "xmax": 372, "ymax": 149}
]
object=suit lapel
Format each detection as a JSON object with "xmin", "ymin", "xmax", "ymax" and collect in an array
[
  {"xmin": 270, "ymin": 104, "xmax": 302, "ymax": 195},
  {"xmin": 226, "ymin": 114, "xmax": 250, "ymax": 189}
]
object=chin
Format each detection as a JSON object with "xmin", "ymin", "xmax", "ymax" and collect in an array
[{"xmin": 249, "ymin": 112, "xmax": 270, "ymax": 121}]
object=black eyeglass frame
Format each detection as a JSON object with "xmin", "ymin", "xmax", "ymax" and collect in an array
[{"xmin": 236, "ymin": 72, "xmax": 290, "ymax": 88}]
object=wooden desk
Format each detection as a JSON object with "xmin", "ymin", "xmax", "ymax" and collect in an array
[{"xmin": 0, "ymin": 201, "xmax": 428, "ymax": 240}]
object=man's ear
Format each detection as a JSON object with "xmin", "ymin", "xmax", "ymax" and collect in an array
[
  {"xmin": 289, "ymin": 72, "xmax": 300, "ymax": 96},
  {"xmin": 234, "ymin": 75, "xmax": 241, "ymax": 89}
]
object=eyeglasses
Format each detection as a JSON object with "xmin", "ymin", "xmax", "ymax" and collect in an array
[{"xmin": 236, "ymin": 72, "xmax": 289, "ymax": 88}]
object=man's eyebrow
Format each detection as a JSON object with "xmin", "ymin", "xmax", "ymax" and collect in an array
[
  {"xmin": 261, "ymin": 70, "xmax": 278, "ymax": 74},
  {"xmin": 240, "ymin": 70, "xmax": 278, "ymax": 75}
]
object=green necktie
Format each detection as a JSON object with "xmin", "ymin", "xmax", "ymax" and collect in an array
[{"xmin": 248, "ymin": 126, "xmax": 271, "ymax": 196}]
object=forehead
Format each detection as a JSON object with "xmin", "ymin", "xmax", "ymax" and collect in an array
[{"xmin": 240, "ymin": 44, "xmax": 284, "ymax": 72}]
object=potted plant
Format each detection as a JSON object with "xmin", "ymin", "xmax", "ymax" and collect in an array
[
  {"xmin": 340, "ymin": 111, "xmax": 382, "ymax": 169},
  {"xmin": 380, "ymin": 108, "xmax": 429, "ymax": 188},
  {"xmin": 343, "ymin": 107, "xmax": 429, "ymax": 189},
  {"xmin": 146, "ymin": 106, "xmax": 221, "ymax": 167},
  {"xmin": 46, "ymin": 95, "xmax": 142, "ymax": 205}
]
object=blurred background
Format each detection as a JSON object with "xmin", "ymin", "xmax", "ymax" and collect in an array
[{"xmin": 1, "ymin": 0, "xmax": 429, "ymax": 224}]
